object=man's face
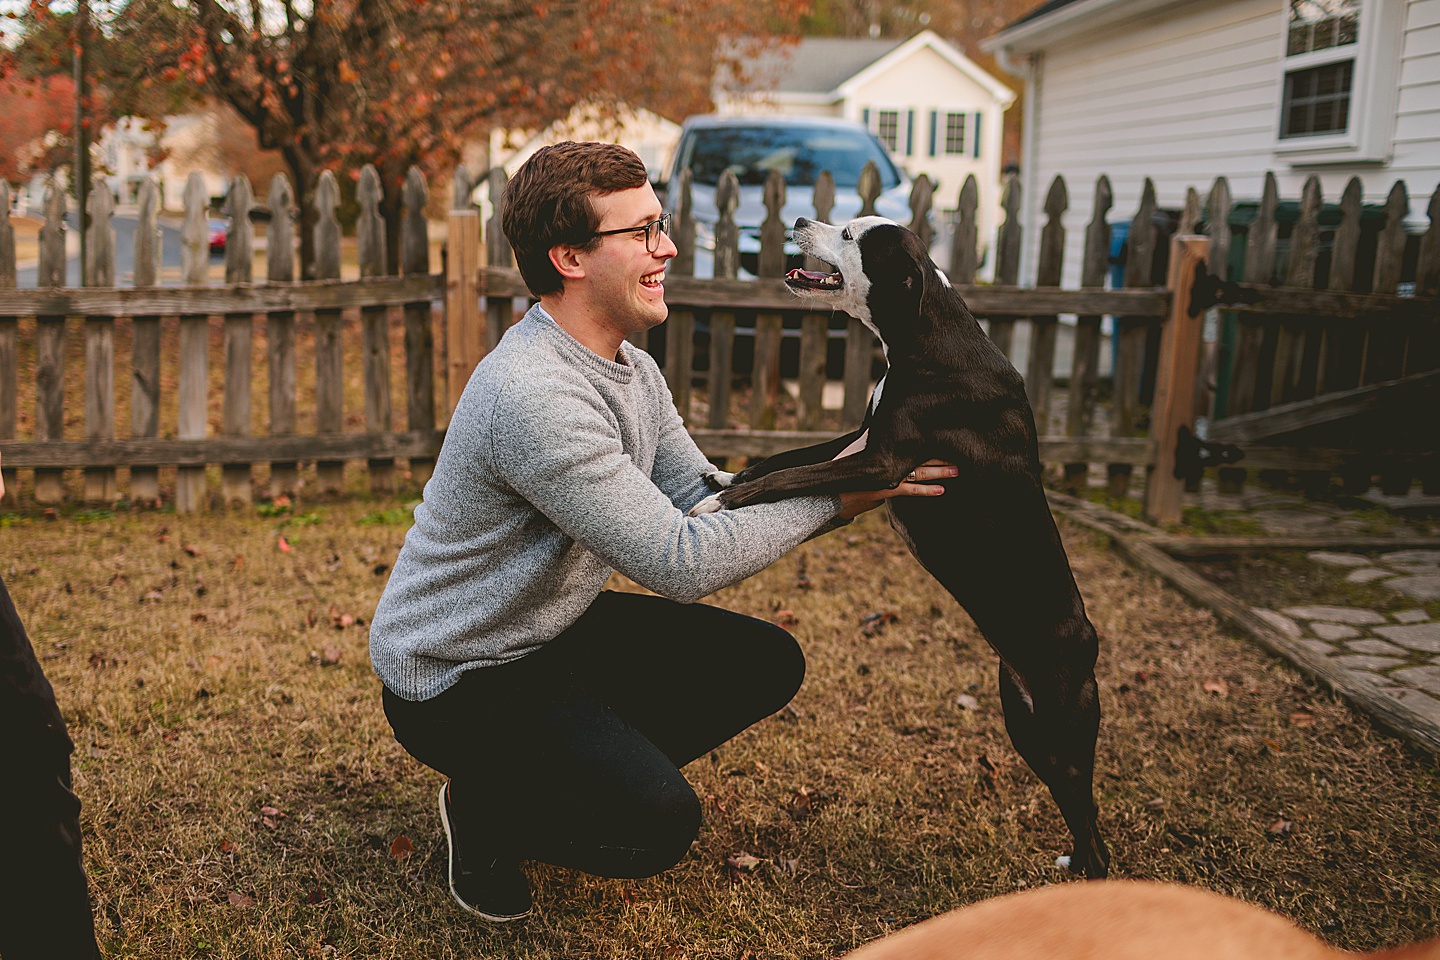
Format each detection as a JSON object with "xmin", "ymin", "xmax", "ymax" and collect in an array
[{"xmin": 571, "ymin": 184, "xmax": 677, "ymax": 337}]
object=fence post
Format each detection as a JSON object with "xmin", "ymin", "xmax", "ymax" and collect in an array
[
  {"xmin": 177, "ymin": 171, "xmax": 211, "ymax": 512},
  {"xmin": 0, "ymin": 181, "xmax": 14, "ymax": 506},
  {"xmin": 84, "ymin": 177, "xmax": 117, "ymax": 504},
  {"xmin": 130, "ymin": 179, "xmax": 163, "ymax": 506},
  {"xmin": 750, "ymin": 169, "xmax": 786, "ymax": 430},
  {"xmin": 402, "ymin": 166, "xmax": 437, "ymax": 487},
  {"xmin": 445, "ymin": 202, "xmax": 482, "ymax": 419},
  {"xmin": 1144, "ymin": 235, "xmax": 1208, "ymax": 525}
]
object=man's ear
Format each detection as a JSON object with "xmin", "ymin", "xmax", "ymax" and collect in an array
[{"xmin": 549, "ymin": 243, "xmax": 586, "ymax": 281}]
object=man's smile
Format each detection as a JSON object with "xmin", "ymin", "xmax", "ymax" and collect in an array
[{"xmin": 640, "ymin": 270, "xmax": 665, "ymax": 289}]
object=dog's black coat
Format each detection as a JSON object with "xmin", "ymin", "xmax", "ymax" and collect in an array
[{"xmin": 703, "ymin": 218, "xmax": 1110, "ymax": 878}]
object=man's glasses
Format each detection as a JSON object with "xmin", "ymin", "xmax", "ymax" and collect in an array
[{"xmin": 590, "ymin": 213, "xmax": 672, "ymax": 253}]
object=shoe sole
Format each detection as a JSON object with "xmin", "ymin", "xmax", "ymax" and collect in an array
[{"xmin": 438, "ymin": 780, "xmax": 531, "ymax": 922}]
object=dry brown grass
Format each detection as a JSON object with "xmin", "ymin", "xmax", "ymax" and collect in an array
[{"xmin": 3, "ymin": 496, "xmax": 1438, "ymax": 959}]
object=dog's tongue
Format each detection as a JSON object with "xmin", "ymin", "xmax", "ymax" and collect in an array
[
  {"xmin": 786, "ymin": 268, "xmax": 841, "ymax": 289},
  {"xmin": 786, "ymin": 269, "xmax": 829, "ymax": 283}
]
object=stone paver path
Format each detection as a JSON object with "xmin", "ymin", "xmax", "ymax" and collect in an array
[{"xmin": 1253, "ymin": 549, "xmax": 1440, "ymax": 730}]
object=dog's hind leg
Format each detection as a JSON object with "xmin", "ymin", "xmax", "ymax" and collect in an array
[{"xmin": 996, "ymin": 648, "xmax": 1110, "ymax": 879}]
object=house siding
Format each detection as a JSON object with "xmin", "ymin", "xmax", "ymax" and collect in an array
[{"xmin": 1017, "ymin": 0, "xmax": 1440, "ymax": 287}]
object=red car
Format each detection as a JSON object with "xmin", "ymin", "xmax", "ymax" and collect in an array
[{"xmin": 208, "ymin": 219, "xmax": 227, "ymax": 254}]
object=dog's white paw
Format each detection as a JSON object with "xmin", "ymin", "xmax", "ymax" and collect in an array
[
  {"xmin": 703, "ymin": 470, "xmax": 736, "ymax": 489},
  {"xmin": 690, "ymin": 494, "xmax": 724, "ymax": 516},
  {"xmin": 1054, "ymin": 855, "xmax": 1072, "ymax": 871}
]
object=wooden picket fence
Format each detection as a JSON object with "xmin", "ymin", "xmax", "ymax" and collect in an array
[{"xmin": 2, "ymin": 158, "xmax": 1437, "ymax": 522}]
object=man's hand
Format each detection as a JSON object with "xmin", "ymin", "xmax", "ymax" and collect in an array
[{"xmin": 837, "ymin": 460, "xmax": 958, "ymax": 521}]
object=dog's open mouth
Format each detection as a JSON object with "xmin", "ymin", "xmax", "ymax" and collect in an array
[{"xmin": 784, "ymin": 267, "xmax": 843, "ymax": 291}]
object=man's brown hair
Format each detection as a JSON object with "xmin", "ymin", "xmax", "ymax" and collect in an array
[{"xmin": 501, "ymin": 141, "xmax": 650, "ymax": 297}]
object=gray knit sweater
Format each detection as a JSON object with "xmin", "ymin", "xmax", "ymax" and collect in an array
[{"xmin": 370, "ymin": 305, "xmax": 841, "ymax": 701}]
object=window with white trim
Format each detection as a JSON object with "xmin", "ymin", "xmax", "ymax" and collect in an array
[
  {"xmin": 875, "ymin": 110, "xmax": 900, "ymax": 153},
  {"xmin": 1274, "ymin": 0, "xmax": 1403, "ymax": 164},
  {"xmin": 944, "ymin": 113, "xmax": 966, "ymax": 155}
]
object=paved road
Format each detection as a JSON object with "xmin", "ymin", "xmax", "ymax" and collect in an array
[{"xmin": 17, "ymin": 214, "xmax": 191, "ymax": 288}]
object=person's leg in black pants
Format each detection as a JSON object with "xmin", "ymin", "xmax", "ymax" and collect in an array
[
  {"xmin": 0, "ymin": 574, "xmax": 103, "ymax": 960},
  {"xmin": 382, "ymin": 591, "xmax": 805, "ymax": 915}
]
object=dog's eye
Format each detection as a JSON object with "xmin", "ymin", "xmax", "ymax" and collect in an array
[{"xmin": 841, "ymin": 227, "xmax": 852, "ymax": 241}]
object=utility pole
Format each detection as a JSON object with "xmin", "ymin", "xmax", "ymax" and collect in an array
[{"xmin": 73, "ymin": 0, "xmax": 90, "ymax": 285}]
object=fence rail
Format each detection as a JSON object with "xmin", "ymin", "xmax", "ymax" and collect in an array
[{"xmin": 2, "ymin": 158, "xmax": 1436, "ymax": 520}]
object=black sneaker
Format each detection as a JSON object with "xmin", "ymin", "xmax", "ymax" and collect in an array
[{"xmin": 438, "ymin": 780, "xmax": 532, "ymax": 921}]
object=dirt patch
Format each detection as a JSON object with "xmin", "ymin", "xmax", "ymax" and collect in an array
[{"xmin": 2, "ymin": 501, "xmax": 1437, "ymax": 958}]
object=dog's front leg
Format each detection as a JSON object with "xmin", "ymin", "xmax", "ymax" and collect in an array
[
  {"xmin": 693, "ymin": 449, "xmax": 911, "ymax": 514},
  {"xmin": 703, "ymin": 426, "xmax": 869, "ymax": 490}
]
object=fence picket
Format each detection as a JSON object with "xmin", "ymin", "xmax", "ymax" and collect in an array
[
  {"xmin": 989, "ymin": 173, "xmax": 1022, "ymax": 357},
  {"xmin": 358, "ymin": 165, "xmax": 394, "ymax": 492},
  {"xmin": 1281, "ymin": 176, "xmax": 1323, "ymax": 405},
  {"xmin": 1062, "ymin": 175, "xmax": 1112, "ymax": 494},
  {"xmin": 266, "ymin": 173, "xmax": 300, "ymax": 497},
  {"xmin": 908, "ymin": 174, "xmax": 934, "ymax": 249},
  {"xmin": 1108, "ymin": 177, "xmax": 1158, "ymax": 499},
  {"xmin": 750, "ymin": 169, "xmax": 787, "ymax": 430},
  {"xmin": 84, "ymin": 178, "xmax": 117, "ymax": 503},
  {"xmin": 797, "ymin": 171, "xmax": 835, "ymax": 430},
  {"xmin": 402, "ymin": 166, "xmax": 437, "ymax": 486},
  {"xmin": 127, "ymin": 179, "xmax": 162, "ymax": 506},
  {"xmin": 0, "ymin": 181, "xmax": 14, "ymax": 505},
  {"xmin": 1027, "ymin": 175, "xmax": 1066, "ymax": 431},
  {"xmin": 1418, "ymin": 185, "xmax": 1440, "ymax": 494},
  {"xmin": 314, "ymin": 170, "xmax": 345, "ymax": 494},
  {"xmin": 35, "ymin": 179, "xmax": 68, "ymax": 505},
  {"xmin": 1370, "ymin": 181, "xmax": 1413, "ymax": 495},
  {"xmin": 222, "ymin": 175, "xmax": 255, "ymax": 505},
  {"xmin": 177, "ymin": 172, "xmax": 210, "ymax": 512},
  {"xmin": 666, "ymin": 168, "xmax": 695, "ymax": 421},
  {"xmin": 950, "ymin": 175, "xmax": 979, "ymax": 284},
  {"xmin": 1321, "ymin": 178, "xmax": 1366, "ymax": 396},
  {"xmin": 708, "ymin": 171, "xmax": 740, "ymax": 431},
  {"xmin": 486, "ymin": 167, "xmax": 515, "ymax": 351},
  {"xmin": 1229, "ymin": 172, "xmax": 1278, "ymax": 416},
  {"xmin": 445, "ymin": 169, "xmax": 483, "ymax": 418}
]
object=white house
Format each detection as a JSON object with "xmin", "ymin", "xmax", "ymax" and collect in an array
[
  {"xmin": 717, "ymin": 30, "xmax": 1016, "ymax": 274},
  {"xmin": 984, "ymin": 0, "xmax": 1440, "ymax": 288}
]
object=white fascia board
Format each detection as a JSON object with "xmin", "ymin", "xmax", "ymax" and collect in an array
[
  {"xmin": 983, "ymin": 0, "xmax": 1191, "ymax": 56},
  {"xmin": 839, "ymin": 29, "xmax": 1016, "ymax": 107}
]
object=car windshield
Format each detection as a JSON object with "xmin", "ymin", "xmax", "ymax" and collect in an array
[{"xmin": 680, "ymin": 126, "xmax": 901, "ymax": 190}]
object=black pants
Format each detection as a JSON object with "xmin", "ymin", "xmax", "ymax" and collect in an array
[
  {"xmin": 382, "ymin": 591, "xmax": 805, "ymax": 878},
  {"xmin": 0, "ymin": 574, "xmax": 102, "ymax": 960}
]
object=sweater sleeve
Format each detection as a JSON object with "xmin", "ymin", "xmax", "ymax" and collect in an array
[{"xmin": 488, "ymin": 372, "xmax": 838, "ymax": 604}]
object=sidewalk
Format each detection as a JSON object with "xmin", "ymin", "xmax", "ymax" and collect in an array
[{"xmin": 1051, "ymin": 483, "xmax": 1440, "ymax": 757}]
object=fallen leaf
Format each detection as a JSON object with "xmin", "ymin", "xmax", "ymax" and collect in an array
[
  {"xmin": 227, "ymin": 891, "xmax": 254, "ymax": 908},
  {"xmin": 317, "ymin": 644, "xmax": 342, "ymax": 666},
  {"xmin": 192, "ymin": 612, "xmax": 208, "ymax": 623},
  {"xmin": 788, "ymin": 788, "xmax": 813, "ymax": 821},
  {"xmin": 219, "ymin": 839, "xmax": 235, "ymax": 853},
  {"xmin": 774, "ymin": 610, "xmax": 798, "ymax": 628},
  {"xmin": 1267, "ymin": 818, "xmax": 1293, "ymax": 836},
  {"xmin": 860, "ymin": 610, "xmax": 898, "ymax": 637},
  {"xmin": 724, "ymin": 852, "xmax": 763, "ymax": 879},
  {"xmin": 273, "ymin": 495, "xmax": 292, "ymax": 508},
  {"xmin": 390, "ymin": 835, "xmax": 414, "ymax": 860},
  {"xmin": 139, "ymin": 589, "xmax": 164, "ymax": 603},
  {"xmin": 1202, "ymin": 679, "xmax": 1229, "ymax": 697},
  {"xmin": 329, "ymin": 605, "xmax": 355, "ymax": 629},
  {"xmin": 956, "ymin": 694, "xmax": 980, "ymax": 711},
  {"xmin": 1289, "ymin": 709, "xmax": 1315, "ymax": 728},
  {"xmin": 229, "ymin": 555, "xmax": 245, "ymax": 570},
  {"xmin": 183, "ymin": 544, "xmax": 201, "ymax": 557},
  {"xmin": 277, "ymin": 535, "xmax": 292, "ymax": 553},
  {"xmin": 260, "ymin": 805, "xmax": 284, "ymax": 818}
]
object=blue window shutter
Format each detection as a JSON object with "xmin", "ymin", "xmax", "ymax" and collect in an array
[
  {"xmin": 974, "ymin": 112, "xmax": 982, "ymax": 158},
  {"xmin": 906, "ymin": 110, "xmax": 915, "ymax": 156},
  {"xmin": 929, "ymin": 111, "xmax": 937, "ymax": 156}
]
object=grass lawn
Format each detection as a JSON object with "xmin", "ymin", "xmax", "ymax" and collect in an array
[{"xmin": 3, "ymin": 492, "xmax": 1438, "ymax": 958}]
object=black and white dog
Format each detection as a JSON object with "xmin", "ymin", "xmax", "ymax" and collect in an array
[{"xmin": 692, "ymin": 216, "xmax": 1110, "ymax": 878}]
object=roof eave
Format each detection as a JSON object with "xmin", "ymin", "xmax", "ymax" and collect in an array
[{"xmin": 984, "ymin": 0, "xmax": 1186, "ymax": 55}]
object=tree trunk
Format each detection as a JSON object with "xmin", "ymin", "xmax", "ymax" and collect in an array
[{"xmin": 283, "ymin": 146, "xmax": 319, "ymax": 280}]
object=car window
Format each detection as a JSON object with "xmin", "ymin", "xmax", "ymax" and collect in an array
[{"xmin": 679, "ymin": 126, "xmax": 901, "ymax": 190}]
